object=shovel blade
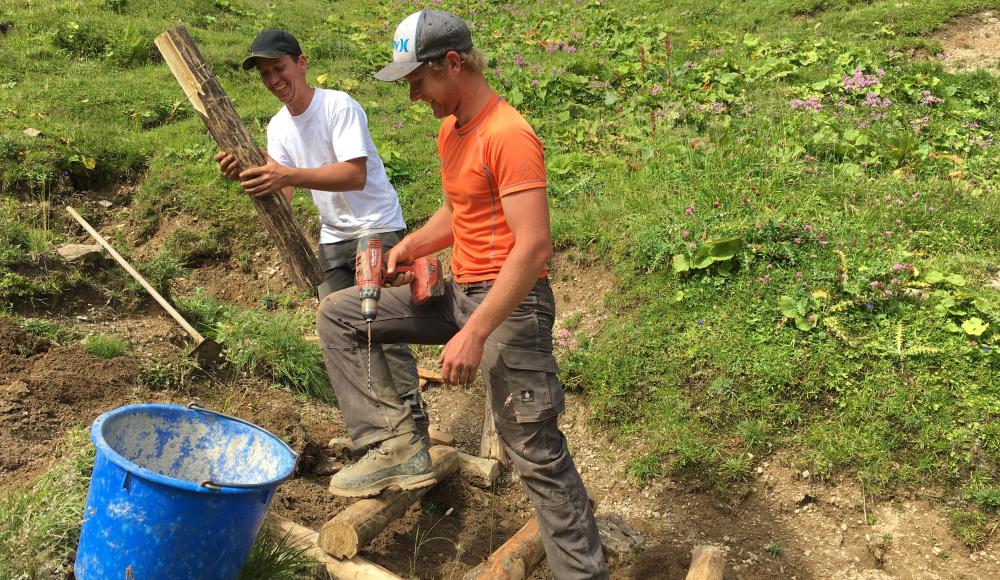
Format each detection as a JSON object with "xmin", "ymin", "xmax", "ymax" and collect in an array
[{"xmin": 190, "ymin": 338, "xmax": 225, "ymax": 367}]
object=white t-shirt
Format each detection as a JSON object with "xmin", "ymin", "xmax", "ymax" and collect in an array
[{"xmin": 267, "ymin": 88, "xmax": 405, "ymax": 244}]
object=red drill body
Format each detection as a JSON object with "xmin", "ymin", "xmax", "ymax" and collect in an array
[{"xmin": 355, "ymin": 235, "xmax": 444, "ymax": 322}]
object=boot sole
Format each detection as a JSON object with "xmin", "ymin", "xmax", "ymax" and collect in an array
[{"xmin": 328, "ymin": 472, "xmax": 437, "ymax": 498}]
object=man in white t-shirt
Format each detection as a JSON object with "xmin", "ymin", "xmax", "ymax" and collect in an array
[{"xmin": 214, "ymin": 28, "xmax": 427, "ymax": 438}]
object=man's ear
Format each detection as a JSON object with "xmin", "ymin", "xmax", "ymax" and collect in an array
[
  {"xmin": 444, "ymin": 51, "xmax": 462, "ymax": 73},
  {"xmin": 297, "ymin": 54, "xmax": 308, "ymax": 70}
]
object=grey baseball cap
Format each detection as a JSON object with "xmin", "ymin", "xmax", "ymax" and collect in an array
[
  {"xmin": 242, "ymin": 29, "xmax": 302, "ymax": 70},
  {"xmin": 374, "ymin": 10, "xmax": 473, "ymax": 82}
]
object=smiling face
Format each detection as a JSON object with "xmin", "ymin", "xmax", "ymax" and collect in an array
[
  {"xmin": 403, "ymin": 61, "xmax": 456, "ymax": 119},
  {"xmin": 255, "ymin": 54, "xmax": 310, "ymax": 112}
]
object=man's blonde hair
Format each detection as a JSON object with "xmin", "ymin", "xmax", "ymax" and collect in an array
[{"xmin": 425, "ymin": 48, "xmax": 487, "ymax": 74}]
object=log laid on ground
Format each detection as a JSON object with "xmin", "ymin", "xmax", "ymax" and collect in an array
[
  {"xmin": 480, "ymin": 398, "xmax": 508, "ymax": 465},
  {"xmin": 269, "ymin": 515, "xmax": 401, "ymax": 580},
  {"xmin": 154, "ymin": 26, "xmax": 321, "ymax": 293},
  {"xmin": 457, "ymin": 451, "xmax": 500, "ymax": 487},
  {"xmin": 318, "ymin": 446, "xmax": 460, "ymax": 559},
  {"xmin": 417, "ymin": 367, "xmax": 443, "ymax": 382},
  {"xmin": 461, "ymin": 516, "xmax": 545, "ymax": 580},
  {"xmin": 685, "ymin": 545, "xmax": 725, "ymax": 580}
]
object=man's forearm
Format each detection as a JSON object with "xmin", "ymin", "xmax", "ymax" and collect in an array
[{"xmin": 287, "ymin": 160, "xmax": 366, "ymax": 192}]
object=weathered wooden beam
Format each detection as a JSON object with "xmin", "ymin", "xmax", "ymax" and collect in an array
[
  {"xmin": 685, "ymin": 545, "xmax": 725, "ymax": 580},
  {"xmin": 318, "ymin": 446, "xmax": 460, "ymax": 559},
  {"xmin": 154, "ymin": 26, "xmax": 321, "ymax": 293},
  {"xmin": 461, "ymin": 516, "xmax": 545, "ymax": 580},
  {"xmin": 480, "ymin": 400, "xmax": 508, "ymax": 465},
  {"xmin": 457, "ymin": 451, "xmax": 499, "ymax": 488},
  {"xmin": 269, "ymin": 515, "xmax": 402, "ymax": 580},
  {"xmin": 417, "ymin": 367, "xmax": 443, "ymax": 382}
]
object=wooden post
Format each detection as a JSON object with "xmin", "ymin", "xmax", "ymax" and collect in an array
[
  {"xmin": 685, "ymin": 545, "xmax": 725, "ymax": 580},
  {"xmin": 461, "ymin": 517, "xmax": 545, "ymax": 580},
  {"xmin": 480, "ymin": 399, "xmax": 508, "ymax": 465},
  {"xmin": 154, "ymin": 26, "xmax": 321, "ymax": 293},
  {"xmin": 318, "ymin": 446, "xmax": 460, "ymax": 559},
  {"xmin": 270, "ymin": 515, "xmax": 402, "ymax": 580},
  {"xmin": 457, "ymin": 451, "xmax": 500, "ymax": 487}
]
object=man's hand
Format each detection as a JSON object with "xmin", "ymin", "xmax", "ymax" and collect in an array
[
  {"xmin": 385, "ymin": 241, "xmax": 416, "ymax": 287},
  {"xmin": 239, "ymin": 150, "xmax": 291, "ymax": 197},
  {"xmin": 439, "ymin": 327, "xmax": 485, "ymax": 385},
  {"xmin": 213, "ymin": 151, "xmax": 240, "ymax": 180}
]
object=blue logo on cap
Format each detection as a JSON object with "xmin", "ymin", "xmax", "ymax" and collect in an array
[{"xmin": 392, "ymin": 38, "xmax": 410, "ymax": 52}]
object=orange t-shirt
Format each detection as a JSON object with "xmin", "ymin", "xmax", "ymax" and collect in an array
[{"xmin": 437, "ymin": 94, "xmax": 548, "ymax": 283}]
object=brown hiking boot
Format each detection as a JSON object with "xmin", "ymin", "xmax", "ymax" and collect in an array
[{"xmin": 327, "ymin": 432, "xmax": 435, "ymax": 497}]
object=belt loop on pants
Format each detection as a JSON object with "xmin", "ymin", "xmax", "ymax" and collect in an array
[{"xmin": 456, "ymin": 279, "xmax": 496, "ymax": 293}]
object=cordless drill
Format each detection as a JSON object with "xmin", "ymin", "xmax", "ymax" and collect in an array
[{"xmin": 355, "ymin": 234, "xmax": 444, "ymax": 322}]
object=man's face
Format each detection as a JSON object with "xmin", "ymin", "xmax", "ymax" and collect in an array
[
  {"xmin": 403, "ymin": 64, "xmax": 453, "ymax": 119},
  {"xmin": 256, "ymin": 55, "xmax": 307, "ymax": 104}
]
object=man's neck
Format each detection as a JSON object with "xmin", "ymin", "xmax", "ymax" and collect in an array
[
  {"xmin": 453, "ymin": 75, "xmax": 495, "ymax": 127},
  {"xmin": 287, "ymin": 86, "xmax": 316, "ymax": 117}
]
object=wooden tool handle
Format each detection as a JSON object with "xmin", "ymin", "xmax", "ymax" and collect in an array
[{"xmin": 65, "ymin": 206, "xmax": 204, "ymax": 342}]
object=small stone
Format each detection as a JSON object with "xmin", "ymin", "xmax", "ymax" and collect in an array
[
  {"xmin": 57, "ymin": 243, "xmax": 104, "ymax": 264},
  {"xmin": 932, "ymin": 546, "xmax": 942, "ymax": 556},
  {"xmin": 970, "ymin": 553, "xmax": 978, "ymax": 561},
  {"xmin": 841, "ymin": 523, "xmax": 848, "ymax": 531},
  {"xmin": 652, "ymin": 511, "xmax": 660, "ymax": 518},
  {"xmin": 801, "ymin": 470, "xmax": 810, "ymax": 479},
  {"xmin": 757, "ymin": 466, "xmax": 764, "ymax": 474},
  {"xmin": 97, "ymin": 200, "xmax": 113, "ymax": 208}
]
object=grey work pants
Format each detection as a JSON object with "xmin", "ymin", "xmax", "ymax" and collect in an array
[
  {"xmin": 317, "ymin": 278, "xmax": 609, "ymax": 579},
  {"xmin": 316, "ymin": 231, "xmax": 427, "ymax": 434}
]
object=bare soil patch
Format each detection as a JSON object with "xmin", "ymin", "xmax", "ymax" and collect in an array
[{"xmin": 934, "ymin": 10, "xmax": 1000, "ymax": 72}]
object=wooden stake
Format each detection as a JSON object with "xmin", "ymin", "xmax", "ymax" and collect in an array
[
  {"xmin": 685, "ymin": 545, "xmax": 725, "ymax": 580},
  {"xmin": 480, "ymin": 399, "xmax": 508, "ymax": 465},
  {"xmin": 417, "ymin": 367, "xmax": 443, "ymax": 382},
  {"xmin": 154, "ymin": 27, "xmax": 321, "ymax": 293},
  {"xmin": 457, "ymin": 451, "xmax": 500, "ymax": 487},
  {"xmin": 461, "ymin": 516, "xmax": 545, "ymax": 580},
  {"xmin": 269, "ymin": 515, "xmax": 401, "ymax": 580},
  {"xmin": 318, "ymin": 446, "xmax": 460, "ymax": 559}
]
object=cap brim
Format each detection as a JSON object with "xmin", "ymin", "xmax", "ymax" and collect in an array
[
  {"xmin": 374, "ymin": 60, "xmax": 424, "ymax": 82},
  {"xmin": 241, "ymin": 51, "xmax": 287, "ymax": 70}
]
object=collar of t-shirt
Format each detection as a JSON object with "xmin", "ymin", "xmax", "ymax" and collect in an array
[
  {"xmin": 286, "ymin": 88, "xmax": 323, "ymax": 126},
  {"xmin": 454, "ymin": 92, "xmax": 501, "ymax": 135}
]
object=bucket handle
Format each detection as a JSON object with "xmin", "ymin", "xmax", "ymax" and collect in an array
[{"xmin": 186, "ymin": 402, "xmax": 299, "ymax": 491}]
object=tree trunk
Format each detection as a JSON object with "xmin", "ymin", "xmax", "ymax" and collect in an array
[
  {"xmin": 461, "ymin": 517, "xmax": 545, "ymax": 580},
  {"xmin": 154, "ymin": 26, "xmax": 321, "ymax": 293}
]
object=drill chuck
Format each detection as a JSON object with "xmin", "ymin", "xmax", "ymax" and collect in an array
[{"xmin": 360, "ymin": 297, "xmax": 378, "ymax": 322}]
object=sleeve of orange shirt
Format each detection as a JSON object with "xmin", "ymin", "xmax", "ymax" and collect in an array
[{"xmin": 483, "ymin": 123, "xmax": 547, "ymax": 197}]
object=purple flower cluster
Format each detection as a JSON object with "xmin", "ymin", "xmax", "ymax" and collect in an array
[
  {"xmin": 554, "ymin": 328, "xmax": 578, "ymax": 349},
  {"xmin": 919, "ymin": 90, "xmax": 943, "ymax": 106},
  {"xmin": 650, "ymin": 85, "xmax": 663, "ymax": 96},
  {"xmin": 543, "ymin": 40, "xmax": 577, "ymax": 53},
  {"xmin": 842, "ymin": 68, "xmax": 884, "ymax": 92},
  {"xmin": 970, "ymin": 134, "xmax": 994, "ymax": 149},
  {"xmin": 862, "ymin": 93, "xmax": 892, "ymax": 109},
  {"xmin": 590, "ymin": 80, "xmax": 610, "ymax": 90},
  {"xmin": 790, "ymin": 96, "xmax": 823, "ymax": 112},
  {"xmin": 513, "ymin": 54, "xmax": 528, "ymax": 68}
]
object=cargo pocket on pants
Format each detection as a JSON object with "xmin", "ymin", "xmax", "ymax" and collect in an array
[{"xmin": 498, "ymin": 344, "xmax": 565, "ymax": 423}]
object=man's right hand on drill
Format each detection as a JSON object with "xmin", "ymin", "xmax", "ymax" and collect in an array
[{"xmin": 385, "ymin": 241, "xmax": 416, "ymax": 287}]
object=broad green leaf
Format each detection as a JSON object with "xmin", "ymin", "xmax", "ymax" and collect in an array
[
  {"xmin": 691, "ymin": 246, "xmax": 715, "ymax": 269},
  {"xmin": 718, "ymin": 260, "xmax": 734, "ymax": 276},
  {"xmin": 924, "ymin": 271, "xmax": 944, "ymax": 284},
  {"xmin": 674, "ymin": 290, "xmax": 685, "ymax": 302},
  {"xmin": 779, "ymin": 296, "xmax": 799, "ymax": 319},
  {"xmin": 962, "ymin": 317, "xmax": 989, "ymax": 336},
  {"xmin": 718, "ymin": 72, "xmax": 738, "ymax": 85},
  {"xmin": 509, "ymin": 86, "xmax": 524, "ymax": 106},
  {"xmin": 945, "ymin": 321, "xmax": 962, "ymax": 333},
  {"xmin": 604, "ymin": 92, "xmax": 620, "ymax": 106},
  {"xmin": 945, "ymin": 274, "xmax": 966, "ymax": 286},
  {"xmin": 672, "ymin": 254, "xmax": 690, "ymax": 274},
  {"xmin": 795, "ymin": 315, "xmax": 817, "ymax": 331},
  {"xmin": 708, "ymin": 237, "xmax": 742, "ymax": 259},
  {"xmin": 743, "ymin": 33, "xmax": 760, "ymax": 47}
]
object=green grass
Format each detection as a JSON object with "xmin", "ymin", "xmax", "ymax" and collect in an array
[
  {"xmin": 0, "ymin": 427, "xmax": 93, "ymax": 579},
  {"xmin": 178, "ymin": 289, "xmax": 330, "ymax": 401},
  {"xmin": 82, "ymin": 333, "xmax": 128, "ymax": 359},
  {"xmin": 1, "ymin": 0, "xmax": 998, "ymax": 549},
  {"xmin": 239, "ymin": 525, "xmax": 312, "ymax": 580}
]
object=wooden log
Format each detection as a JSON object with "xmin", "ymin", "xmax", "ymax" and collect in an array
[
  {"xmin": 480, "ymin": 398, "xmax": 508, "ymax": 465},
  {"xmin": 457, "ymin": 451, "xmax": 500, "ymax": 488},
  {"xmin": 428, "ymin": 425, "xmax": 455, "ymax": 447},
  {"xmin": 154, "ymin": 26, "xmax": 321, "ymax": 293},
  {"xmin": 417, "ymin": 367, "xmax": 443, "ymax": 382},
  {"xmin": 318, "ymin": 446, "xmax": 460, "ymax": 559},
  {"xmin": 269, "ymin": 515, "xmax": 401, "ymax": 580},
  {"xmin": 685, "ymin": 545, "xmax": 725, "ymax": 580},
  {"xmin": 461, "ymin": 516, "xmax": 545, "ymax": 580}
]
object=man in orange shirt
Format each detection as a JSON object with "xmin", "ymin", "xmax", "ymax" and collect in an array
[{"xmin": 317, "ymin": 10, "xmax": 607, "ymax": 578}]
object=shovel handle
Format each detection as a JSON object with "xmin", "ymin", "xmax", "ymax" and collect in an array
[{"xmin": 65, "ymin": 206, "xmax": 205, "ymax": 343}]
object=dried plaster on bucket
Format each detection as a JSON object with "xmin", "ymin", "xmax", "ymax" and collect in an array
[{"xmin": 107, "ymin": 412, "xmax": 282, "ymax": 485}]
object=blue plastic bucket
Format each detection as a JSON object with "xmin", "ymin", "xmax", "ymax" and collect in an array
[{"xmin": 75, "ymin": 403, "xmax": 298, "ymax": 579}]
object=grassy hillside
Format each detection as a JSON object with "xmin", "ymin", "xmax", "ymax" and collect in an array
[{"xmin": 1, "ymin": 0, "xmax": 998, "ymax": 547}]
